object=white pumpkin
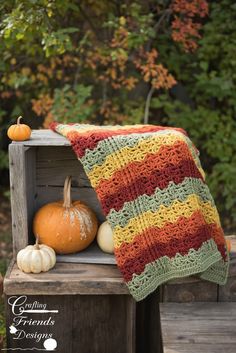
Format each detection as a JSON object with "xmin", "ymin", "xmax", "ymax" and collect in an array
[
  {"xmin": 97, "ymin": 221, "xmax": 114, "ymax": 254},
  {"xmin": 17, "ymin": 239, "xmax": 56, "ymax": 273}
]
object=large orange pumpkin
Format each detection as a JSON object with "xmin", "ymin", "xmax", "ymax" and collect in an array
[
  {"xmin": 33, "ymin": 176, "xmax": 98, "ymax": 254},
  {"xmin": 7, "ymin": 116, "xmax": 31, "ymax": 141}
]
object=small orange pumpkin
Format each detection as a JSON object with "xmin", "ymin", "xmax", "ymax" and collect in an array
[
  {"xmin": 7, "ymin": 116, "xmax": 31, "ymax": 141},
  {"xmin": 33, "ymin": 176, "xmax": 98, "ymax": 254}
]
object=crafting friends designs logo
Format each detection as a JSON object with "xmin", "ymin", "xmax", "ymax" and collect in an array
[{"xmin": 3, "ymin": 296, "xmax": 58, "ymax": 351}]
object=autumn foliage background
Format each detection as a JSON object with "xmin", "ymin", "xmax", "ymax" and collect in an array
[{"xmin": 0, "ymin": 0, "xmax": 236, "ymax": 231}]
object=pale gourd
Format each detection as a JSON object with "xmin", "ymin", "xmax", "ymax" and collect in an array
[
  {"xmin": 17, "ymin": 239, "xmax": 56, "ymax": 274},
  {"xmin": 97, "ymin": 221, "xmax": 114, "ymax": 254}
]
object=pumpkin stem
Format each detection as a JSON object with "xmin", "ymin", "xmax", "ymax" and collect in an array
[
  {"xmin": 35, "ymin": 236, "xmax": 40, "ymax": 250},
  {"xmin": 63, "ymin": 176, "xmax": 72, "ymax": 208},
  {"xmin": 17, "ymin": 116, "xmax": 23, "ymax": 125}
]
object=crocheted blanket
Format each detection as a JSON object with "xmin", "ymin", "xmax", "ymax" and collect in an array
[{"xmin": 51, "ymin": 123, "xmax": 229, "ymax": 301}]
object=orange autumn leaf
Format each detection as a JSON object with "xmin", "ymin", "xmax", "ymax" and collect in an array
[
  {"xmin": 32, "ymin": 94, "xmax": 53, "ymax": 117},
  {"xmin": 171, "ymin": 0, "xmax": 208, "ymax": 51},
  {"xmin": 135, "ymin": 49, "xmax": 176, "ymax": 90}
]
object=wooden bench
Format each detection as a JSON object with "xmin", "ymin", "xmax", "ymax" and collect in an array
[
  {"xmin": 160, "ymin": 302, "xmax": 236, "ymax": 353},
  {"xmin": 4, "ymin": 261, "xmax": 162, "ymax": 353}
]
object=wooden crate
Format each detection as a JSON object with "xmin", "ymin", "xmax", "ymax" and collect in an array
[
  {"xmin": 5, "ymin": 129, "xmax": 162, "ymax": 353},
  {"xmin": 8, "ymin": 129, "xmax": 106, "ymax": 258},
  {"xmin": 4, "ymin": 261, "xmax": 162, "ymax": 353}
]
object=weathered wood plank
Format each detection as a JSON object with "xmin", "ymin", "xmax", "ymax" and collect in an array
[
  {"xmin": 37, "ymin": 163, "xmax": 90, "ymax": 187},
  {"xmin": 4, "ymin": 262, "xmax": 129, "ymax": 295},
  {"xmin": 12, "ymin": 130, "xmax": 70, "ymax": 146},
  {"xmin": 127, "ymin": 296, "xmax": 136, "ymax": 353},
  {"xmin": 72, "ymin": 295, "xmax": 135, "ymax": 353},
  {"xmin": 163, "ymin": 344, "xmax": 235, "ymax": 353},
  {"xmin": 5, "ymin": 294, "xmax": 135, "ymax": 353},
  {"xmin": 21, "ymin": 140, "xmax": 70, "ymax": 146},
  {"xmin": 25, "ymin": 147, "xmax": 37, "ymax": 245},
  {"xmin": 160, "ymin": 303, "xmax": 236, "ymax": 353},
  {"xmin": 161, "ymin": 302, "xmax": 236, "ymax": 318},
  {"xmin": 5, "ymin": 294, "xmax": 73, "ymax": 353},
  {"xmin": 218, "ymin": 277, "xmax": 236, "ymax": 302},
  {"xmin": 9, "ymin": 144, "xmax": 29, "ymax": 254},
  {"xmin": 162, "ymin": 276, "xmax": 218, "ymax": 302},
  {"xmin": 5, "ymin": 295, "xmax": 71, "ymax": 352},
  {"xmin": 136, "ymin": 290, "xmax": 163, "ymax": 353},
  {"xmin": 57, "ymin": 243, "xmax": 116, "ymax": 265},
  {"xmin": 36, "ymin": 146, "xmax": 91, "ymax": 187},
  {"xmin": 218, "ymin": 235, "xmax": 236, "ymax": 301},
  {"xmin": 37, "ymin": 145, "xmax": 77, "ymax": 160}
]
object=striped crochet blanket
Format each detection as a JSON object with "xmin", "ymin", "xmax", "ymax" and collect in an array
[{"xmin": 51, "ymin": 123, "xmax": 229, "ymax": 301}]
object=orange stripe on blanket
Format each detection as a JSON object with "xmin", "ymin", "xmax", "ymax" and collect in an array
[
  {"xmin": 96, "ymin": 140, "xmax": 198, "ymax": 199},
  {"xmin": 115, "ymin": 219, "xmax": 225, "ymax": 281},
  {"xmin": 115, "ymin": 210, "xmax": 226, "ymax": 263},
  {"xmin": 66, "ymin": 125, "xmax": 187, "ymax": 158}
]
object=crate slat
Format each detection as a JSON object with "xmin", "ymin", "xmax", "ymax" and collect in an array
[
  {"xmin": 36, "ymin": 146, "xmax": 90, "ymax": 187},
  {"xmin": 218, "ymin": 235, "xmax": 236, "ymax": 301},
  {"xmin": 5, "ymin": 294, "xmax": 135, "ymax": 353},
  {"xmin": 160, "ymin": 303, "xmax": 236, "ymax": 353},
  {"xmin": 57, "ymin": 243, "xmax": 116, "ymax": 265},
  {"xmin": 9, "ymin": 145, "xmax": 30, "ymax": 254},
  {"xmin": 12, "ymin": 130, "xmax": 70, "ymax": 146},
  {"xmin": 4, "ymin": 261, "xmax": 128, "ymax": 295},
  {"xmin": 162, "ymin": 276, "xmax": 218, "ymax": 302}
]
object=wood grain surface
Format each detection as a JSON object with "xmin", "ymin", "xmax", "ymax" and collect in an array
[
  {"xmin": 12, "ymin": 129, "xmax": 70, "ymax": 146},
  {"xmin": 9, "ymin": 144, "xmax": 30, "ymax": 254},
  {"xmin": 160, "ymin": 302, "xmax": 236, "ymax": 353},
  {"xmin": 56, "ymin": 242, "xmax": 116, "ymax": 265},
  {"xmin": 5, "ymin": 294, "xmax": 136, "ymax": 353},
  {"xmin": 4, "ymin": 261, "xmax": 128, "ymax": 295},
  {"xmin": 218, "ymin": 235, "xmax": 236, "ymax": 301}
]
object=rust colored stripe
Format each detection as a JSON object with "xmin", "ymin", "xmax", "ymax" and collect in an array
[
  {"xmin": 66, "ymin": 126, "xmax": 186, "ymax": 158},
  {"xmin": 96, "ymin": 140, "xmax": 196, "ymax": 199},
  {"xmin": 99, "ymin": 159, "xmax": 203, "ymax": 214},
  {"xmin": 115, "ymin": 214, "xmax": 225, "ymax": 282}
]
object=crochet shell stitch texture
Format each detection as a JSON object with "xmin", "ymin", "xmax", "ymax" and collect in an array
[{"xmin": 50, "ymin": 122, "xmax": 229, "ymax": 301}]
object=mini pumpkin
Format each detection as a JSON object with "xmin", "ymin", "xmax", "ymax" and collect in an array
[
  {"xmin": 7, "ymin": 116, "xmax": 31, "ymax": 141},
  {"xmin": 33, "ymin": 176, "xmax": 98, "ymax": 254},
  {"xmin": 97, "ymin": 221, "xmax": 114, "ymax": 254},
  {"xmin": 17, "ymin": 238, "xmax": 56, "ymax": 273}
]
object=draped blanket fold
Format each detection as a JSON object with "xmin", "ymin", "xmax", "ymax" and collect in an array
[{"xmin": 50, "ymin": 122, "xmax": 229, "ymax": 301}]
